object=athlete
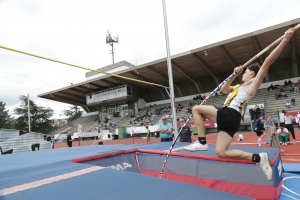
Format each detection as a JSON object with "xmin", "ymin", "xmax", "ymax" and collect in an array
[{"xmin": 184, "ymin": 27, "xmax": 295, "ymax": 181}]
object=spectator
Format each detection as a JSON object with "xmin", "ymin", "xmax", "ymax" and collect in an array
[
  {"xmin": 280, "ymin": 87, "xmax": 285, "ymax": 92},
  {"xmin": 260, "ymin": 105, "xmax": 265, "ymax": 118},
  {"xmin": 255, "ymin": 106, "xmax": 261, "ymax": 119},
  {"xmin": 157, "ymin": 116, "xmax": 173, "ymax": 142},
  {"xmin": 145, "ymin": 126, "xmax": 151, "ymax": 144},
  {"xmin": 254, "ymin": 114, "xmax": 265, "ymax": 148},
  {"xmin": 298, "ymin": 79, "xmax": 300, "ymax": 85},
  {"xmin": 284, "ymin": 80, "xmax": 288, "ymax": 87},
  {"xmin": 276, "ymin": 125, "xmax": 290, "ymax": 145},
  {"xmin": 249, "ymin": 108, "xmax": 255, "ymax": 120},
  {"xmin": 264, "ymin": 116, "xmax": 282, "ymax": 150},
  {"xmin": 267, "ymin": 84, "xmax": 274, "ymax": 91},
  {"xmin": 294, "ymin": 84, "xmax": 299, "ymax": 93},
  {"xmin": 130, "ymin": 120, "xmax": 133, "ymax": 125},
  {"xmin": 98, "ymin": 119, "xmax": 101, "ymax": 124},
  {"xmin": 178, "ymin": 118, "xmax": 194, "ymax": 143},
  {"xmin": 67, "ymin": 132, "xmax": 73, "ymax": 147},
  {"xmin": 297, "ymin": 112, "xmax": 300, "ymax": 129},
  {"xmin": 281, "ymin": 91, "xmax": 288, "ymax": 98},
  {"xmin": 291, "ymin": 98, "xmax": 296, "ymax": 106},
  {"xmin": 97, "ymin": 130, "xmax": 104, "ymax": 145},
  {"xmin": 288, "ymin": 79, "xmax": 292, "ymax": 86},
  {"xmin": 286, "ymin": 101, "xmax": 291, "ymax": 109},
  {"xmin": 275, "ymin": 93, "xmax": 279, "ymax": 100},
  {"xmin": 283, "ymin": 111, "xmax": 296, "ymax": 145}
]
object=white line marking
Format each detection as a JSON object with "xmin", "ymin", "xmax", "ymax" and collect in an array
[
  {"xmin": 280, "ymin": 193, "xmax": 299, "ymax": 200},
  {"xmin": 0, "ymin": 166, "xmax": 104, "ymax": 196},
  {"xmin": 282, "ymin": 176, "xmax": 300, "ymax": 197}
]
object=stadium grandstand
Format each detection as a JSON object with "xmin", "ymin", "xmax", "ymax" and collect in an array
[{"xmin": 38, "ymin": 18, "xmax": 300, "ymax": 138}]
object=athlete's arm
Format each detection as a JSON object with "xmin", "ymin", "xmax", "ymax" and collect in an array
[
  {"xmin": 252, "ymin": 28, "xmax": 294, "ymax": 90},
  {"xmin": 220, "ymin": 66, "xmax": 242, "ymax": 94}
]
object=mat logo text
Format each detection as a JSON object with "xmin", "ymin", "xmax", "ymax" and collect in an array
[{"xmin": 109, "ymin": 162, "xmax": 132, "ymax": 171}]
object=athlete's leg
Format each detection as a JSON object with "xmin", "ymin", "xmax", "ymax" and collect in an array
[
  {"xmin": 192, "ymin": 105, "xmax": 217, "ymax": 137},
  {"xmin": 184, "ymin": 105, "xmax": 217, "ymax": 151},
  {"xmin": 216, "ymin": 131, "xmax": 252, "ymax": 160},
  {"xmin": 216, "ymin": 131, "xmax": 273, "ymax": 181}
]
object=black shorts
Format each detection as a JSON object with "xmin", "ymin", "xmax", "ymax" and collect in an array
[
  {"xmin": 98, "ymin": 141, "xmax": 103, "ymax": 145},
  {"xmin": 255, "ymin": 130, "xmax": 264, "ymax": 137},
  {"xmin": 217, "ymin": 107, "xmax": 241, "ymax": 138}
]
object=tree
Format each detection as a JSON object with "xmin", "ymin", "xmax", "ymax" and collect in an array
[
  {"xmin": 14, "ymin": 95, "xmax": 55, "ymax": 134},
  {"xmin": 0, "ymin": 101, "xmax": 14, "ymax": 129},
  {"xmin": 63, "ymin": 105, "xmax": 83, "ymax": 122}
]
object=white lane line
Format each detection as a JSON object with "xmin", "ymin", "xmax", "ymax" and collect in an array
[
  {"xmin": 282, "ymin": 176, "xmax": 300, "ymax": 197},
  {"xmin": 0, "ymin": 166, "xmax": 104, "ymax": 196},
  {"xmin": 280, "ymin": 193, "xmax": 299, "ymax": 200}
]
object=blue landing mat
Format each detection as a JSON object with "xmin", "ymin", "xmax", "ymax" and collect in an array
[
  {"xmin": 279, "ymin": 173, "xmax": 300, "ymax": 200},
  {"xmin": 2, "ymin": 168, "xmax": 253, "ymax": 200}
]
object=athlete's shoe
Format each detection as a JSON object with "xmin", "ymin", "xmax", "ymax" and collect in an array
[
  {"xmin": 184, "ymin": 141, "xmax": 208, "ymax": 151},
  {"xmin": 257, "ymin": 138, "xmax": 261, "ymax": 142},
  {"xmin": 293, "ymin": 139, "xmax": 296, "ymax": 145},
  {"xmin": 258, "ymin": 152, "xmax": 273, "ymax": 181}
]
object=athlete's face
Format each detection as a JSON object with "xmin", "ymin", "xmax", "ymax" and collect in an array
[{"xmin": 242, "ymin": 69, "xmax": 255, "ymax": 82}]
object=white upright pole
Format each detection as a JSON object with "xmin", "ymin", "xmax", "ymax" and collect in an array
[
  {"xmin": 162, "ymin": 0, "xmax": 178, "ymax": 137},
  {"xmin": 27, "ymin": 93, "xmax": 31, "ymax": 132}
]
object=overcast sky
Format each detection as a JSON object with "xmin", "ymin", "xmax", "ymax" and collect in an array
[{"xmin": 0, "ymin": 0, "xmax": 299, "ymax": 119}]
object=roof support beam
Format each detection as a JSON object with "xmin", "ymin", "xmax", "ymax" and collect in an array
[
  {"xmin": 82, "ymin": 105, "xmax": 91, "ymax": 112},
  {"xmin": 88, "ymin": 82, "xmax": 105, "ymax": 89},
  {"xmin": 192, "ymin": 53, "xmax": 220, "ymax": 86},
  {"xmin": 172, "ymin": 61, "xmax": 201, "ymax": 94},
  {"xmin": 251, "ymin": 36, "xmax": 270, "ymax": 82},
  {"xmin": 291, "ymin": 34, "xmax": 299, "ymax": 76},
  {"xmin": 58, "ymin": 91, "xmax": 86, "ymax": 101},
  {"xmin": 100, "ymin": 79, "xmax": 119, "ymax": 86},
  {"xmin": 51, "ymin": 94, "xmax": 86, "ymax": 106},
  {"xmin": 77, "ymin": 85, "xmax": 95, "ymax": 93},
  {"xmin": 219, "ymin": 45, "xmax": 242, "ymax": 84},
  {"xmin": 147, "ymin": 66, "xmax": 183, "ymax": 97},
  {"xmin": 68, "ymin": 88, "xmax": 88, "ymax": 95}
]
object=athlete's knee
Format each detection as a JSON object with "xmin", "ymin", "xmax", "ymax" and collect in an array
[
  {"xmin": 215, "ymin": 149, "xmax": 227, "ymax": 158},
  {"xmin": 192, "ymin": 105, "xmax": 203, "ymax": 114}
]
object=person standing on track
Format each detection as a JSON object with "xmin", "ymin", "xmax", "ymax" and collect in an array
[
  {"xmin": 283, "ymin": 111, "xmax": 296, "ymax": 144},
  {"xmin": 178, "ymin": 118, "xmax": 194, "ymax": 143},
  {"xmin": 145, "ymin": 126, "xmax": 151, "ymax": 143},
  {"xmin": 157, "ymin": 116, "xmax": 173, "ymax": 142},
  {"xmin": 254, "ymin": 114, "xmax": 265, "ymax": 147},
  {"xmin": 184, "ymin": 27, "xmax": 295, "ymax": 181},
  {"xmin": 67, "ymin": 132, "xmax": 73, "ymax": 147}
]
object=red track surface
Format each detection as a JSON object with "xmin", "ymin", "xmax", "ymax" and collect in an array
[{"xmin": 55, "ymin": 130, "xmax": 300, "ymax": 163}]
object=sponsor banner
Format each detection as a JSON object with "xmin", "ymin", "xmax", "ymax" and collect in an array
[{"xmin": 82, "ymin": 153, "xmax": 139, "ymax": 173}]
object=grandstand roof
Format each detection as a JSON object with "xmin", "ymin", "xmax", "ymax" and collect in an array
[{"xmin": 38, "ymin": 18, "xmax": 300, "ymax": 111}]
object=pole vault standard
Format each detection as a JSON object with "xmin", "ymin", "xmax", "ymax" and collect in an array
[
  {"xmin": 162, "ymin": 0, "xmax": 178, "ymax": 137},
  {"xmin": 159, "ymin": 22, "xmax": 300, "ymax": 178}
]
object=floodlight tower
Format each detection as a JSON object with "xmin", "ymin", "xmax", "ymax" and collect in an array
[{"xmin": 106, "ymin": 31, "xmax": 119, "ymax": 64}]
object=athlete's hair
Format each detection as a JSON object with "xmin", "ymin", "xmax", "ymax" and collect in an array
[{"xmin": 247, "ymin": 62, "xmax": 260, "ymax": 76}]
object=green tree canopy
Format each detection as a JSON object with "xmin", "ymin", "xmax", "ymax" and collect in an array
[
  {"xmin": 63, "ymin": 105, "xmax": 83, "ymax": 122},
  {"xmin": 14, "ymin": 95, "xmax": 55, "ymax": 134},
  {"xmin": 0, "ymin": 101, "xmax": 14, "ymax": 129}
]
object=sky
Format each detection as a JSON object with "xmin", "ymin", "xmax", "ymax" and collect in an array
[{"xmin": 0, "ymin": 0, "xmax": 299, "ymax": 119}]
